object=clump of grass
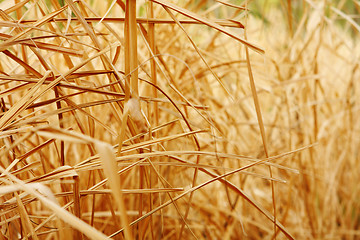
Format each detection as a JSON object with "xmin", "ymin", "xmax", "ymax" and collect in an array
[{"xmin": 0, "ymin": 0, "xmax": 359, "ymax": 239}]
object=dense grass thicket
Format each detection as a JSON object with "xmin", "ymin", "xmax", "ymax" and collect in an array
[{"xmin": 0, "ymin": 0, "xmax": 359, "ymax": 239}]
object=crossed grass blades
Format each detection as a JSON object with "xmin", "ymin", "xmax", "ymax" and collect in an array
[{"xmin": 0, "ymin": 0, "xmax": 359, "ymax": 239}]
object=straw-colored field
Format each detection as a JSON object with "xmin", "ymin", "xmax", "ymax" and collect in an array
[{"xmin": 0, "ymin": 0, "xmax": 359, "ymax": 239}]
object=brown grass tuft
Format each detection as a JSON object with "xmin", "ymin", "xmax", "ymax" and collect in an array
[{"xmin": 0, "ymin": 0, "xmax": 359, "ymax": 239}]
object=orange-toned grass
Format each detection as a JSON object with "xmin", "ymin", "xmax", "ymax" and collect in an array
[{"xmin": 0, "ymin": 0, "xmax": 359, "ymax": 239}]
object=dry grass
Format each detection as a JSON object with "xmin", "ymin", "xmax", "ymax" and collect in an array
[{"xmin": 0, "ymin": 0, "xmax": 359, "ymax": 239}]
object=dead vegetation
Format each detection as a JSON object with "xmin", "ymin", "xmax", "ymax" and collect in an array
[{"xmin": 0, "ymin": 0, "xmax": 359, "ymax": 239}]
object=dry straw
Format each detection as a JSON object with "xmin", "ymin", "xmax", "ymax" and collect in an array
[{"xmin": 0, "ymin": 0, "xmax": 359, "ymax": 239}]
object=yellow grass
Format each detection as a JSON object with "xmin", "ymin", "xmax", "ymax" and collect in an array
[{"xmin": 0, "ymin": 0, "xmax": 359, "ymax": 239}]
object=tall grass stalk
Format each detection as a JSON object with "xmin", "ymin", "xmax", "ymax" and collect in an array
[{"xmin": 0, "ymin": 0, "xmax": 359, "ymax": 239}]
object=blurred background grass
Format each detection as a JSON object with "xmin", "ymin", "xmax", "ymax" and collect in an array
[{"xmin": 0, "ymin": 0, "xmax": 359, "ymax": 239}]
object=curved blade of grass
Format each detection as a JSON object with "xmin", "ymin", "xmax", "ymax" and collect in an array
[
  {"xmin": 0, "ymin": 171, "xmax": 109, "ymax": 240},
  {"xmin": 109, "ymin": 144, "xmax": 311, "ymax": 239},
  {"xmin": 95, "ymin": 141, "xmax": 133, "ymax": 240}
]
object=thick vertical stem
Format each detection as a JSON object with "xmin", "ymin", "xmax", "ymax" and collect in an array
[
  {"xmin": 124, "ymin": 2, "xmax": 131, "ymax": 100},
  {"xmin": 125, "ymin": 2, "xmax": 141, "ymax": 238},
  {"xmin": 125, "ymin": 0, "xmax": 139, "ymax": 99},
  {"xmin": 149, "ymin": 2, "xmax": 158, "ymax": 128}
]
